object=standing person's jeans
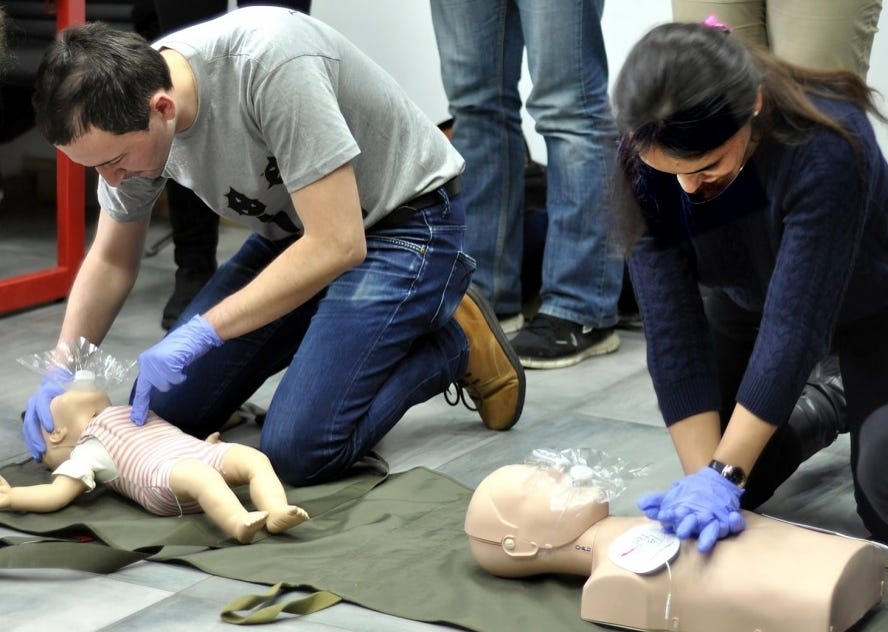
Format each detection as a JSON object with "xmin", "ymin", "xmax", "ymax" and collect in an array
[
  {"xmin": 148, "ymin": 188, "xmax": 475, "ymax": 485},
  {"xmin": 430, "ymin": 0, "xmax": 622, "ymax": 327}
]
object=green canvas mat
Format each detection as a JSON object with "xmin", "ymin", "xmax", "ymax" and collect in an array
[
  {"xmin": 0, "ymin": 459, "xmax": 594, "ymax": 632},
  {"xmin": 4, "ymin": 459, "xmax": 885, "ymax": 631}
]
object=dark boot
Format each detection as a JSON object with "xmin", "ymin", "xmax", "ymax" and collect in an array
[
  {"xmin": 161, "ymin": 266, "xmax": 216, "ymax": 330},
  {"xmin": 787, "ymin": 356, "xmax": 847, "ymax": 462},
  {"xmin": 161, "ymin": 182, "xmax": 219, "ymax": 329}
]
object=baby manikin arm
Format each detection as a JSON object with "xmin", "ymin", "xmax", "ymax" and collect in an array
[
  {"xmin": 0, "ymin": 474, "xmax": 88, "ymax": 513},
  {"xmin": 465, "ymin": 464, "xmax": 885, "ymax": 632}
]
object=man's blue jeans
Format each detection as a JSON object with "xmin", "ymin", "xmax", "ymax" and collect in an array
[
  {"xmin": 148, "ymin": 188, "xmax": 475, "ymax": 485},
  {"xmin": 431, "ymin": 0, "xmax": 622, "ymax": 326}
]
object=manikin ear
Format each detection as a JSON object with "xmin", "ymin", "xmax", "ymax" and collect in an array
[{"xmin": 46, "ymin": 426, "xmax": 69, "ymax": 445}]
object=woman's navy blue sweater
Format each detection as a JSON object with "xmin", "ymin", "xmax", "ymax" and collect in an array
[{"xmin": 628, "ymin": 98, "xmax": 888, "ymax": 426}]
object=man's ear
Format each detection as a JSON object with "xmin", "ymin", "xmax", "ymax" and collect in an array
[{"xmin": 152, "ymin": 92, "xmax": 177, "ymax": 122}]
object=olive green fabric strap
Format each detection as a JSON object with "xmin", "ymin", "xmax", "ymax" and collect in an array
[{"xmin": 220, "ymin": 582, "xmax": 341, "ymax": 624}]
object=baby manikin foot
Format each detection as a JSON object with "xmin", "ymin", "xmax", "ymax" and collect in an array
[
  {"xmin": 233, "ymin": 510, "xmax": 269, "ymax": 543},
  {"xmin": 266, "ymin": 505, "xmax": 310, "ymax": 534}
]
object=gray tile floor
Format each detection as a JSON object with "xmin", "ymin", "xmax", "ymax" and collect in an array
[{"xmin": 0, "ymin": 199, "xmax": 881, "ymax": 630}]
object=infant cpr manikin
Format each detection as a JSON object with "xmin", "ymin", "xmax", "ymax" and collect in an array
[{"xmin": 465, "ymin": 463, "xmax": 885, "ymax": 632}]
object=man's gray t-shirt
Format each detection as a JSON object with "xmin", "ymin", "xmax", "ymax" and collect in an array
[{"xmin": 98, "ymin": 7, "xmax": 464, "ymax": 240}]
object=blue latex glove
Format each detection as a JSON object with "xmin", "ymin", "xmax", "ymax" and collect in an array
[
  {"xmin": 131, "ymin": 314, "xmax": 223, "ymax": 425},
  {"xmin": 637, "ymin": 467, "xmax": 746, "ymax": 553},
  {"xmin": 22, "ymin": 367, "xmax": 72, "ymax": 461},
  {"xmin": 637, "ymin": 489, "xmax": 669, "ymax": 523}
]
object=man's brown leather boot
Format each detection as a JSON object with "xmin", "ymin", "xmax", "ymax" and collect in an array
[{"xmin": 453, "ymin": 284, "xmax": 526, "ymax": 430}]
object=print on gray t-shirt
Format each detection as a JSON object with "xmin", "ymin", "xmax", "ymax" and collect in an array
[{"xmin": 98, "ymin": 7, "xmax": 464, "ymax": 240}]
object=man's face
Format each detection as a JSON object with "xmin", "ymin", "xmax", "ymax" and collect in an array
[{"xmin": 57, "ymin": 112, "xmax": 175, "ymax": 188}]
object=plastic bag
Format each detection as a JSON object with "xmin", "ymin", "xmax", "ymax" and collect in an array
[
  {"xmin": 16, "ymin": 337, "xmax": 136, "ymax": 391},
  {"xmin": 527, "ymin": 447, "xmax": 649, "ymax": 504}
]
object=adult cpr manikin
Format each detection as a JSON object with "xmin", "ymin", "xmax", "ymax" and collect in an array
[{"xmin": 465, "ymin": 463, "xmax": 884, "ymax": 632}]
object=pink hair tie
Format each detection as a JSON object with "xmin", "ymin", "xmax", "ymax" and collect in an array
[{"xmin": 702, "ymin": 14, "xmax": 732, "ymax": 33}]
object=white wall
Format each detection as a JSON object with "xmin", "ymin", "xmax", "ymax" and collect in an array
[{"xmin": 312, "ymin": 0, "xmax": 888, "ymax": 162}]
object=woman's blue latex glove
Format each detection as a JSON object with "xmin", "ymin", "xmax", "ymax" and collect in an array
[
  {"xmin": 637, "ymin": 466, "xmax": 746, "ymax": 553},
  {"xmin": 22, "ymin": 367, "xmax": 72, "ymax": 461},
  {"xmin": 131, "ymin": 315, "xmax": 223, "ymax": 425}
]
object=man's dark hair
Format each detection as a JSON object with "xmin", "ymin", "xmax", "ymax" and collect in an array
[{"xmin": 33, "ymin": 21, "xmax": 172, "ymax": 145}]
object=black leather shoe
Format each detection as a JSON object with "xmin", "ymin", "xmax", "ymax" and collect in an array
[{"xmin": 788, "ymin": 355, "xmax": 847, "ymax": 462}]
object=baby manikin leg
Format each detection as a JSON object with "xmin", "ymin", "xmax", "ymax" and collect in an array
[
  {"xmin": 220, "ymin": 445, "xmax": 310, "ymax": 534},
  {"xmin": 169, "ymin": 459, "xmax": 268, "ymax": 544}
]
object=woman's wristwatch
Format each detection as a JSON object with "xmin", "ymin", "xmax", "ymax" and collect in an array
[{"xmin": 708, "ymin": 459, "xmax": 748, "ymax": 488}]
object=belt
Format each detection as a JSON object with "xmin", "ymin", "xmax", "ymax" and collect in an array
[{"xmin": 370, "ymin": 177, "xmax": 461, "ymax": 231}]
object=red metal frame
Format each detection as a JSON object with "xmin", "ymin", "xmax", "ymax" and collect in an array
[{"xmin": 0, "ymin": 0, "xmax": 86, "ymax": 315}]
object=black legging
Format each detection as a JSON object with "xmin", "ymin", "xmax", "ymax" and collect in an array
[
  {"xmin": 702, "ymin": 289, "xmax": 805, "ymax": 509},
  {"xmin": 859, "ymin": 405, "xmax": 888, "ymax": 533},
  {"xmin": 835, "ymin": 309, "xmax": 888, "ymax": 541},
  {"xmin": 704, "ymin": 289, "xmax": 888, "ymax": 539}
]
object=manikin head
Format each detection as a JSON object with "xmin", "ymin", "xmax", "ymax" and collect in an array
[
  {"xmin": 465, "ymin": 464, "xmax": 609, "ymax": 577},
  {"xmin": 41, "ymin": 373, "xmax": 111, "ymax": 470}
]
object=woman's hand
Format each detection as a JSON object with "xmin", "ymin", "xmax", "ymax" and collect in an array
[{"xmin": 638, "ymin": 466, "xmax": 745, "ymax": 552}]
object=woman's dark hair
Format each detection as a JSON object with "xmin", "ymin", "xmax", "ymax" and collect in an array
[
  {"xmin": 32, "ymin": 21, "xmax": 173, "ymax": 145},
  {"xmin": 610, "ymin": 22, "xmax": 885, "ymax": 252}
]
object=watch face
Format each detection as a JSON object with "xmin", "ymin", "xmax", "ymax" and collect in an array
[
  {"xmin": 723, "ymin": 465, "xmax": 743, "ymax": 484},
  {"xmin": 710, "ymin": 460, "xmax": 747, "ymax": 487}
]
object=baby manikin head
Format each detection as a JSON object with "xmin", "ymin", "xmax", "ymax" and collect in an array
[
  {"xmin": 464, "ymin": 463, "xmax": 609, "ymax": 577},
  {"xmin": 41, "ymin": 370, "xmax": 112, "ymax": 469}
]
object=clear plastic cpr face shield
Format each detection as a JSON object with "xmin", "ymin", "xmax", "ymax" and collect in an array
[
  {"xmin": 17, "ymin": 338, "xmax": 136, "ymax": 448},
  {"xmin": 18, "ymin": 337, "xmax": 135, "ymax": 391}
]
